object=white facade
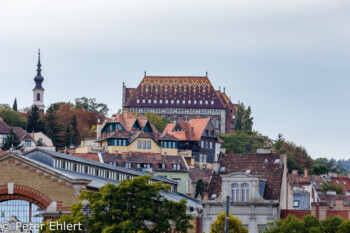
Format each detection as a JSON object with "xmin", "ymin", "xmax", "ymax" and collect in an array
[{"xmin": 32, "ymin": 89, "xmax": 45, "ymax": 112}]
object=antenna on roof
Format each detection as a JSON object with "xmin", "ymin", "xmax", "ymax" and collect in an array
[
  {"xmin": 206, "ymin": 71, "xmax": 208, "ymax": 77},
  {"xmin": 144, "ymin": 70, "xmax": 146, "ymax": 77},
  {"xmin": 223, "ymin": 87, "xmax": 225, "ymax": 93},
  {"xmin": 219, "ymin": 86, "xmax": 221, "ymax": 92}
]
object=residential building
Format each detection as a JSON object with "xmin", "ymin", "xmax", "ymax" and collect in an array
[
  {"xmin": 32, "ymin": 50, "xmax": 45, "ymax": 113},
  {"xmin": 163, "ymin": 118, "xmax": 222, "ymax": 167},
  {"xmin": 122, "ymin": 75, "xmax": 237, "ymax": 134},
  {"xmin": 71, "ymin": 152, "xmax": 191, "ymax": 194},
  {"xmin": 202, "ymin": 149, "xmax": 288, "ymax": 233},
  {"xmin": 96, "ymin": 112, "xmax": 184, "ymax": 156}
]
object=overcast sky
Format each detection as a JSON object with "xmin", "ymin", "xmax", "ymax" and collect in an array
[{"xmin": 0, "ymin": 0, "xmax": 349, "ymax": 159}]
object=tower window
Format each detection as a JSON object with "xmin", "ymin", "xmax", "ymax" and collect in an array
[{"xmin": 37, "ymin": 93, "xmax": 40, "ymax": 101}]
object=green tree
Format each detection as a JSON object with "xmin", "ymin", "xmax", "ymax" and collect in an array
[
  {"xmin": 42, "ymin": 175, "xmax": 193, "ymax": 233},
  {"xmin": 195, "ymin": 179, "xmax": 208, "ymax": 198},
  {"xmin": 234, "ymin": 103, "xmax": 244, "ymax": 131},
  {"xmin": 311, "ymin": 164, "xmax": 329, "ymax": 175},
  {"xmin": 0, "ymin": 104, "xmax": 10, "ymax": 110},
  {"xmin": 12, "ymin": 98, "xmax": 17, "ymax": 111},
  {"xmin": 71, "ymin": 114, "xmax": 79, "ymax": 146},
  {"xmin": 74, "ymin": 97, "xmax": 109, "ymax": 114},
  {"xmin": 242, "ymin": 106, "xmax": 253, "ymax": 131},
  {"xmin": 321, "ymin": 182, "xmax": 343, "ymax": 195},
  {"xmin": 144, "ymin": 112, "xmax": 171, "ymax": 133},
  {"xmin": 27, "ymin": 106, "xmax": 40, "ymax": 132},
  {"xmin": 210, "ymin": 211, "xmax": 248, "ymax": 233},
  {"xmin": 321, "ymin": 216, "xmax": 343, "ymax": 233},
  {"xmin": 88, "ymin": 125, "xmax": 96, "ymax": 137},
  {"xmin": 1, "ymin": 127, "xmax": 23, "ymax": 151},
  {"xmin": 45, "ymin": 107, "xmax": 63, "ymax": 148},
  {"xmin": 337, "ymin": 219, "xmax": 350, "ymax": 233},
  {"xmin": 0, "ymin": 108, "xmax": 26, "ymax": 128}
]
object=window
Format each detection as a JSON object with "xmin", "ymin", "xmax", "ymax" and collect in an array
[
  {"xmin": 194, "ymin": 100, "xmax": 197, "ymax": 104},
  {"xmin": 137, "ymin": 99, "xmax": 140, "ymax": 103},
  {"xmin": 232, "ymin": 184, "xmax": 239, "ymax": 202},
  {"xmin": 172, "ymin": 142, "xmax": 176, "ymax": 148},
  {"xmin": 205, "ymin": 100, "xmax": 208, "ymax": 104},
  {"xmin": 336, "ymin": 180, "xmax": 340, "ymax": 184},
  {"xmin": 143, "ymin": 99, "xmax": 145, "ymax": 103},
  {"xmin": 164, "ymin": 141, "xmax": 168, "ymax": 148},
  {"xmin": 158, "ymin": 163, "xmax": 166, "ymax": 169},
  {"xmin": 182, "ymin": 100, "xmax": 185, "ymax": 104},
  {"xmin": 147, "ymin": 141, "xmax": 151, "ymax": 149},
  {"xmin": 200, "ymin": 100, "xmax": 203, "ymax": 105},
  {"xmin": 216, "ymin": 120, "xmax": 219, "ymax": 129},
  {"xmin": 203, "ymin": 154, "xmax": 207, "ymax": 162},
  {"xmin": 173, "ymin": 178, "xmax": 181, "ymax": 186},
  {"xmin": 188, "ymin": 100, "xmax": 191, "ymax": 104},
  {"xmin": 142, "ymin": 141, "xmax": 146, "ymax": 149},
  {"xmin": 201, "ymin": 141, "xmax": 204, "ymax": 148},
  {"xmin": 211, "ymin": 100, "xmax": 214, "ymax": 105},
  {"xmin": 205, "ymin": 141, "xmax": 208, "ymax": 148},
  {"xmin": 148, "ymin": 99, "xmax": 151, "ymax": 103},
  {"xmin": 171, "ymin": 100, "xmax": 174, "ymax": 104},
  {"xmin": 24, "ymin": 140, "xmax": 31, "ymax": 147},
  {"xmin": 210, "ymin": 142, "xmax": 213, "ymax": 149},
  {"xmin": 160, "ymin": 100, "xmax": 163, "ymax": 104},
  {"xmin": 37, "ymin": 93, "xmax": 40, "ymax": 101},
  {"xmin": 125, "ymin": 162, "xmax": 131, "ymax": 169},
  {"xmin": 293, "ymin": 200, "xmax": 299, "ymax": 207},
  {"xmin": 165, "ymin": 100, "xmax": 168, "ymax": 104},
  {"xmin": 177, "ymin": 100, "xmax": 180, "ymax": 104},
  {"xmin": 199, "ymin": 154, "xmax": 202, "ymax": 162},
  {"xmin": 154, "ymin": 100, "xmax": 157, "ymax": 104},
  {"xmin": 137, "ymin": 140, "xmax": 141, "ymax": 149},
  {"xmin": 343, "ymin": 181, "xmax": 347, "ymax": 185},
  {"xmin": 242, "ymin": 183, "xmax": 249, "ymax": 202}
]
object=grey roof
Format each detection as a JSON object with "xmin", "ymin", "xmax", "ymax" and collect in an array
[
  {"xmin": 160, "ymin": 191, "xmax": 202, "ymax": 209},
  {"xmin": 24, "ymin": 148, "xmax": 176, "ymax": 185}
]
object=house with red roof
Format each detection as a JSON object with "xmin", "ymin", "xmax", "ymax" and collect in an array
[
  {"xmin": 122, "ymin": 75, "xmax": 237, "ymax": 135},
  {"xmin": 163, "ymin": 118, "xmax": 223, "ymax": 167}
]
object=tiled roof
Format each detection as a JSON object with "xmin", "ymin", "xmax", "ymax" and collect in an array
[
  {"xmin": 318, "ymin": 194, "xmax": 350, "ymax": 206},
  {"xmin": 100, "ymin": 152, "xmax": 189, "ymax": 172},
  {"xmin": 124, "ymin": 76, "xmax": 226, "ymax": 109},
  {"xmin": 0, "ymin": 151, "xmax": 7, "ymax": 156},
  {"xmin": 71, "ymin": 153, "xmax": 100, "ymax": 162},
  {"xmin": 329, "ymin": 176, "xmax": 350, "ymax": 192},
  {"xmin": 189, "ymin": 168, "xmax": 213, "ymax": 183},
  {"xmin": 309, "ymin": 175, "xmax": 324, "ymax": 190},
  {"xmin": 209, "ymin": 153, "xmax": 284, "ymax": 201},
  {"xmin": 159, "ymin": 133, "xmax": 179, "ymax": 141},
  {"xmin": 13, "ymin": 127, "xmax": 34, "ymax": 142},
  {"xmin": 163, "ymin": 118, "xmax": 210, "ymax": 141},
  {"xmin": 97, "ymin": 131, "xmax": 133, "ymax": 141},
  {"xmin": 0, "ymin": 120, "xmax": 10, "ymax": 134},
  {"xmin": 129, "ymin": 131, "xmax": 160, "ymax": 144}
]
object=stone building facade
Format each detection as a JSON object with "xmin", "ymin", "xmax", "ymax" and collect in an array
[{"xmin": 122, "ymin": 76, "xmax": 236, "ymax": 134}]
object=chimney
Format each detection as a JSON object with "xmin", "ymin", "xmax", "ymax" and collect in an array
[
  {"xmin": 96, "ymin": 119, "xmax": 101, "ymax": 139},
  {"xmin": 292, "ymin": 170, "xmax": 298, "ymax": 175},
  {"xmin": 202, "ymin": 192, "xmax": 209, "ymax": 201},
  {"xmin": 122, "ymin": 152, "xmax": 127, "ymax": 159},
  {"xmin": 304, "ymin": 169, "xmax": 309, "ymax": 178},
  {"xmin": 0, "ymin": 117, "xmax": 3, "ymax": 122}
]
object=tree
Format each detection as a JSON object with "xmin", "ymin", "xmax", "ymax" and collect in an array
[
  {"xmin": 70, "ymin": 114, "xmax": 79, "ymax": 146},
  {"xmin": 234, "ymin": 103, "xmax": 244, "ymax": 131},
  {"xmin": 13, "ymin": 98, "xmax": 17, "ymax": 111},
  {"xmin": 321, "ymin": 216, "xmax": 343, "ymax": 233},
  {"xmin": 0, "ymin": 104, "xmax": 10, "ymax": 110},
  {"xmin": 88, "ymin": 125, "xmax": 96, "ymax": 137},
  {"xmin": 0, "ymin": 108, "xmax": 27, "ymax": 128},
  {"xmin": 321, "ymin": 182, "xmax": 343, "ymax": 195},
  {"xmin": 45, "ymin": 107, "xmax": 63, "ymax": 148},
  {"xmin": 337, "ymin": 220, "xmax": 350, "ymax": 233},
  {"xmin": 74, "ymin": 97, "xmax": 109, "ymax": 114},
  {"xmin": 1, "ymin": 127, "xmax": 23, "ymax": 151},
  {"xmin": 49, "ymin": 102, "xmax": 71, "ymax": 112},
  {"xmin": 41, "ymin": 175, "xmax": 193, "ymax": 233},
  {"xmin": 27, "ymin": 106, "xmax": 40, "ymax": 132},
  {"xmin": 210, "ymin": 212, "xmax": 248, "ymax": 233},
  {"xmin": 242, "ymin": 106, "xmax": 253, "ymax": 131},
  {"xmin": 311, "ymin": 164, "xmax": 329, "ymax": 175},
  {"xmin": 63, "ymin": 123, "xmax": 71, "ymax": 147},
  {"xmin": 195, "ymin": 179, "xmax": 208, "ymax": 198},
  {"xmin": 144, "ymin": 112, "xmax": 171, "ymax": 133}
]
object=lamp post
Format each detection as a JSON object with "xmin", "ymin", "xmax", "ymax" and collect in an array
[
  {"xmin": 82, "ymin": 203, "xmax": 92, "ymax": 233},
  {"xmin": 225, "ymin": 195, "xmax": 234, "ymax": 233}
]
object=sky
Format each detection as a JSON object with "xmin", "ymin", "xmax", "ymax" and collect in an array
[{"xmin": 0, "ymin": 0, "xmax": 349, "ymax": 159}]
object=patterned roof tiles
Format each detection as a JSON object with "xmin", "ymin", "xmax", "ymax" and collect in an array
[{"xmin": 124, "ymin": 76, "xmax": 226, "ymax": 109}]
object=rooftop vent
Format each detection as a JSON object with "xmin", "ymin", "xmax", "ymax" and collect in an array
[
  {"xmin": 246, "ymin": 169, "xmax": 251, "ymax": 174},
  {"xmin": 211, "ymin": 194, "xmax": 217, "ymax": 199},
  {"xmin": 274, "ymin": 159, "xmax": 280, "ymax": 164}
]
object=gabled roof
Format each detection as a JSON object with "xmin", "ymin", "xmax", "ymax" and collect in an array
[
  {"xmin": 329, "ymin": 176, "xmax": 350, "ymax": 192},
  {"xmin": 162, "ymin": 118, "xmax": 211, "ymax": 141},
  {"xmin": 159, "ymin": 133, "xmax": 179, "ymax": 141},
  {"xmin": 124, "ymin": 76, "xmax": 226, "ymax": 109},
  {"xmin": 0, "ymin": 120, "xmax": 10, "ymax": 134},
  {"xmin": 13, "ymin": 127, "xmax": 35, "ymax": 142},
  {"xmin": 208, "ymin": 153, "xmax": 284, "ymax": 201}
]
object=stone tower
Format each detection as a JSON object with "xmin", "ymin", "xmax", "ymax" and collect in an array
[{"xmin": 32, "ymin": 49, "xmax": 45, "ymax": 113}]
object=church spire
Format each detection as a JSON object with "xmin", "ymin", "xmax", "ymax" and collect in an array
[
  {"xmin": 34, "ymin": 49, "xmax": 44, "ymax": 90},
  {"xmin": 32, "ymin": 49, "xmax": 45, "ymax": 113},
  {"xmin": 37, "ymin": 49, "xmax": 41, "ymax": 75}
]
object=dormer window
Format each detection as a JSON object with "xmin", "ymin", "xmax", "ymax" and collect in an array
[
  {"xmin": 242, "ymin": 183, "xmax": 249, "ymax": 202},
  {"xmin": 232, "ymin": 184, "xmax": 239, "ymax": 202},
  {"xmin": 148, "ymin": 99, "xmax": 151, "ymax": 103},
  {"xmin": 137, "ymin": 99, "xmax": 140, "ymax": 103}
]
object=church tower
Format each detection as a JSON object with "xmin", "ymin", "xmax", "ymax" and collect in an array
[{"xmin": 33, "ymin": 49, "xmax": 45, "ymax": 113}]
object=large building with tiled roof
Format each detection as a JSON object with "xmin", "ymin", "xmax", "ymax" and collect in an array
[
  {"xmin": 122, "ymin": 75, "xmax": 236, "ymax": 134},
  {"xmin": 201, "ymin": 149, "xmax": 288, "ymax": 233},
  {"xmin": 163, "ymin": 118, "xmax": 223, "ymax": 166}
]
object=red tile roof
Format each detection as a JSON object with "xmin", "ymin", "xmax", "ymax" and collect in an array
[
  {"xmin": 124, "ymin": 76, "xmax": 226, "ymax": 109},
  {"xmin": 329, "ymin": 176, "xmax": 350, "ymax": 192},
  {"xmin": 209, "ymin": 153, "xmax": 284, "ymax": 201},
  {"xmin": 0, "ymin": 120, "xmax": 10, "ymax": 134},
  {"xmin": 0, "ymin": 151, "xmax": 7, "ymax": 156},
  {"xmin": 162, "ymin": 118, "xmax": 211, "ymax": 141},
  {"xmin": 71, "ymin": 153, "xmax": 100, "ymax": 162}
]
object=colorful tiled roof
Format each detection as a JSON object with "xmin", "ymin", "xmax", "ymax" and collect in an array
[
  {"xmin": 124, "ymin": 76, "xmax": 226, "ymax": 109},
  {"xmin": 209, "ymin": 153, "xmax": 284, "ymax": 201}
]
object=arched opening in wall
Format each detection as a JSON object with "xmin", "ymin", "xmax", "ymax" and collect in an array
[
  {"xmin": 37, "ymin": 93, "xmax": 40, "ymax": 101},
  {"xmin": 0, "ymin": 199, "xmax": 43, "ymax": 233}
]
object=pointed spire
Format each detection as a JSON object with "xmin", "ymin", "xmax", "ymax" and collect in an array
[
  {"xmin": 206, "ymin": 70, "xmax": 208, "ymax": 77},
  {"xmin": 37, "ymin": 49, "xmax": 41, "ymax": 74},
  {"xmin": 144, "ymin": 70, "xmax": 147, "ymax": 77}
]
